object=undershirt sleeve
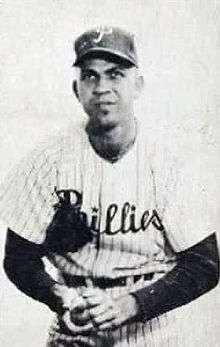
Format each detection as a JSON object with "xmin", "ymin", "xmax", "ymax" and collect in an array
[
  {"xmin": 3, "ymin": 228, "xmax": 63, "ymax": 314},
  {"xmin": 132, "ymin": 232, "xmax": 219, "ymax": 322}
]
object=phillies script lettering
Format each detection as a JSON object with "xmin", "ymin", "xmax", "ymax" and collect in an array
[{"xmin": 54, "ymin": 188, "xmax": 164, "ymax": 235}]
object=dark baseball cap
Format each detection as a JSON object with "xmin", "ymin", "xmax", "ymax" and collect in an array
[{"xmin": 73, "ymin": 26, "xmax": 138, "ymax": 67}]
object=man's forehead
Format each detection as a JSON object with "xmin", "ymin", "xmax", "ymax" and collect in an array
[{"xmin": 79, "ymin": 58, "xmax": 132, "ymax": 71}]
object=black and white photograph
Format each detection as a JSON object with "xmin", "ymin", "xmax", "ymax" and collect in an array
[{"xmin": 0, "ymin": 1, "xmax": 219, "ymax": 346}]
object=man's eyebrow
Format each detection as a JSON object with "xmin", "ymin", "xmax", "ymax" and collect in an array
[
  {"xmin": 80, "ymin": 65, "xmax": 129, "ymax": 76},
  {"xmin": 80, "ymin": 68, "xmax": 99, "ymax": 76},
  {"xmin": 105, "ymin": 66, "xmax": 127, "ymax": 73},
  {"xmin": 81, "ymin": 67, "xmax": 97, "ymax": 73}
]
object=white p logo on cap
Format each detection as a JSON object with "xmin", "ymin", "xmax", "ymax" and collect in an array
[{"xmin": 93, "ymin": 27, "xmax": 113, "ymax": 43}]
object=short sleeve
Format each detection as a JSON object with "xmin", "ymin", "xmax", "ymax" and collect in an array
[
  {"xmin": 161, "ymin": 156, "xmax": 219, "ymax": 252},
  {"xmin": 0, "ymin": 146, "xmax": 57, "ymax": 244}
]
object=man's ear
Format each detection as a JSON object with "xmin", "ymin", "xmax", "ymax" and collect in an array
[
  {"xmin": 72, "ymin": 80, "xmax": 79, "ymax": 100},
  {"xmin": 134, "ymin": 75, "xmax": 144, "ymax": 99}
]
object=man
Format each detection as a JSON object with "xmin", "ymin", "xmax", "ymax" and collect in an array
[{"xmin": 1, "ymin": 27, "xmax": 219, "ymax": 346}]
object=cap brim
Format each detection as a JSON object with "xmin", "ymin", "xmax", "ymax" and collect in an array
[{"xmin": 73, "ymin": 47, "xmax": 137, "ymax": 67}]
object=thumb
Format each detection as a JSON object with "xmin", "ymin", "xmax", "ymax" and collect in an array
[{"xmin": 70, "ymin": 295, "xmax": 87, "ymax": 312}]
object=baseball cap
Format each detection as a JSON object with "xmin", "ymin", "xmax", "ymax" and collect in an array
[{"xmin": 73, "ymin": 26, "xmax": 138, "ymax": 67}]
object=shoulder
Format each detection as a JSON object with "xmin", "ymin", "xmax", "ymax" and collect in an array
[
  {"xmin": 0, "ymin": 121, "xmax": 89, "ymax": 193},
  {"xmin": 137, "ymin": 121, "xmax": 182, "ymax": 213},
  {"xmin": 19, "ymin": 121, "xmax": 88, "ymax": 169},
  {"xmin": 137, "ymin": 120, "xmax": 180, "ymax": 175}
]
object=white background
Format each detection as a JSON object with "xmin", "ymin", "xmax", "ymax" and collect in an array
[{"xmin": 0, "ymin": 1, "xmax": 219, "ymax": 346}]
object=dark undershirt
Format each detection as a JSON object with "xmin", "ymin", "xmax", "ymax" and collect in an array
[{"xmin": 3, "ymin": 229, "xmax": 219, "ymax": 321}]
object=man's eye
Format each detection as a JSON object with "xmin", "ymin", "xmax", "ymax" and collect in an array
[
  {"xmin": 81, "ymin": 72, "xmax": 97, "ymax": 81},
  {"xmin": 109, "ymin": 70, "xmax": 124, "ymax": 80}
]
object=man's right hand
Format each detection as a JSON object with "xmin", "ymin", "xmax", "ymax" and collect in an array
[
  {"xmin": 62, "ymin": 309, "xmax": 94, "ymax": 334},
  {"xmin": 53, "ymin": 283, "xmax": 94, "ymax": 334}
]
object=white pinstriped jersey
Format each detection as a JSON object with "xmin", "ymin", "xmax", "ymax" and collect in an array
[
  {"xmin": 0, "ymin": 121, "xmax": 217, "ymax": 347},
  {"xmin": 0, "ymin": 121, "xmax": 216, "ymax": 282}
]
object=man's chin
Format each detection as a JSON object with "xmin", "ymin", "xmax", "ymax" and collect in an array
[
  {"xmin": 100, "ymin": 122, "xmax": 116, "ymax": 131},
  {"xmin": 98, "ymin": 116, "xmax": 118, "ymax": 130},
  {"xmin": 87, "ymin": 116, "xmax": 117, "ymax": 134}
]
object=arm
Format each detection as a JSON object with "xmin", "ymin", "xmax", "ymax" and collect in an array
[
  {"xmin": 3, "ymin": 228, "xmax": 98, "ymax": 334},
  {"xmin": 4, "ymin": 228, "xmax": 219, "ymax": 329},
  {"xmin": 83, "ymin": 233, "xmax": 219, "ymax": 329},
  {"xmin": 3, "ymin": 228, "xmax": 64, "ymax": 314},
  {"xmin": 132, "ymin": 232, "xmax": 219, "ymax": 321}
]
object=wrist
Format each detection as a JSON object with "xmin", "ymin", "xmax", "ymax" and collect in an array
[
  {"xmin": 47, "ymin": 283, "xmax": 65, "ymax": 315},
  {"xmin": 127, "ymin": 294, "xmax": 139, "ymax": 318},
  {"xmin": 52, "ymin": 283, "xmax": 81, "ymax": 313},
  {"xmin": 115, "ymin": 293, "xmax": 139, "ymax": 321}
]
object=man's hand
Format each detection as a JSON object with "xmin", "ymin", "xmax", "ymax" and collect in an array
[
  {"xmin": 53, "ymin": 283, "xmax": 80, "ymax": 309},
  {"xmin": 53, "ymin": 284, "xmax": 139, "ymax": 333},
  {"xmin": 61, "ymin": 309, "xmax": 94, "ymax": 335},
  {"xmin": 53, "ymin": 284, "xmax": 94, "ymax": 334},
  {"xmin": 82, "ymin": 288, "xmax": 139, "ymax": 331}
]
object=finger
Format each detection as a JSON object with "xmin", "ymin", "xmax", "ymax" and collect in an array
[
  {"xmin": 62, "ymin": 311, "xmax": 94, "ymax": 334},
  {"xmin": 82, "ymin": 288, "xmax": 102, "ymax": 299},
  {"xmin": 92, "ymin": 311, "xmax": 115, "ymax": 326},
  {"xmin": 53, "ymin": 285, "xmax": 80, "ymax": 309},
  {"xmin": 97, "ymin": 320, "xmax": 118, "ymax": 331},
  {"xmin": 62, "ymin": 311, "xmax": 79, "ymax": 332},
  {"xmin": 70, "ymin": 309, "xmax": 91, "ymax": 325},
  {"xmin": 89, "ymin": 304, "xmax": 108, "ymax": 317},
  {"xmin": 71, "ymin": 296, "xmax": 87, "ymax": 311},
  {"xmin": 98, "ymin": 316, "xmax": 122, "ymax": 331},
  {"xmin": 85, "ymin": 294, "xmax": 106, "ymax": 307}
]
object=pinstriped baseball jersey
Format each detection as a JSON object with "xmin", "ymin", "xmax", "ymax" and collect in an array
[
  {"xmin": 0, "ymin": 121, "xmax": 216, "ymax": 256},
  {"xmin": 0, "ymin": 121, "xmax": 215, "ymax": 281}
]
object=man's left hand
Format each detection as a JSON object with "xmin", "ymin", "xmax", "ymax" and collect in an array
[{"xmin": 82, "ymin": 288, "xmax": 139, "ymax": 331}]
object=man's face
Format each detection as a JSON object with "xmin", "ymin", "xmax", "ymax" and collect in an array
[{"xmin": 75, "ymin": 58, "xmax": 142, "ymax": 130}]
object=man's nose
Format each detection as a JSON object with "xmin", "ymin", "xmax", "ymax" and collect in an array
[{"xmin": 93, "ymin": 77, "xmax": 110, "ymax": 95}]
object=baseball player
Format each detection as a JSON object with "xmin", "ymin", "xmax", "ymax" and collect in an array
[{"xmin": 1, "ymin": 27, "xmax": 219, "ymax": 347}]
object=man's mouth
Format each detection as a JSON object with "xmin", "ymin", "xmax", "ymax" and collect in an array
[{"xmin": 94, "ymin": 101, "xmax": 116, "ymax": 106}]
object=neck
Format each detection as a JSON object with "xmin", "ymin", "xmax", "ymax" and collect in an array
[{"xmin": 86, "ymin": 117, "xmax": 137, "ymax": 162}]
